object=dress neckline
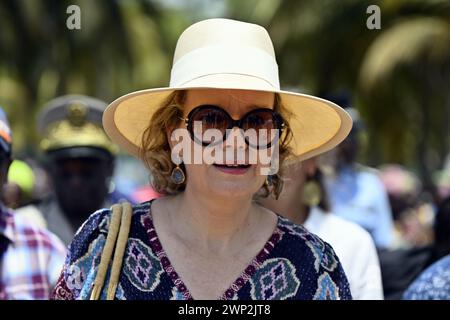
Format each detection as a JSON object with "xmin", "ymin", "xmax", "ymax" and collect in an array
[{"xmin": 142, "ymin": 200, "xmax": 283, "ymax": 300}]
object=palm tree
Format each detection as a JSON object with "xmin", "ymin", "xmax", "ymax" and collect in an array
[
  {"xmin": 0, "ymin": 0, "xmax": 189, "ymax": 154},
  {"xmin": 359, "ymin": 16, "xmax": 450, "ymax": 198}
]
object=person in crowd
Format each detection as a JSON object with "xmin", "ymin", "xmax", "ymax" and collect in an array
[
  {"xmin": 378, "ymin": 164, "xmax": 434, "ymax": 249},
  {"xmin": 401, "ymin": 197, "xmax": 450, "ymax": 300},
  {"xmin": 2, "ymin": 159, "xmax": 35, "ymax": 209},
  {"xmin": 377, "ymin": 177, "xmax": 449, "ymax": 299},
  {"xmin": 260, "ymin": 157, "xmax": 384, "ymax": 299},
  {"xmin": 429, "ymin": 196, "xmax": 450, "ymax": 265},
  {"xmin": 52, "ymin": 18, "xmax": 353, "ymax": 300},
  {"xmin": 36, "ymin": 95, "xmax": 134, "ymax": 245},
  {"xmin": 435, "ymin": 156, "xmax": 450, "ymax": 201},
  {"xmin": 3, "ymin": 159, "xmax": 48, "ymax": 228},
  {"xmin": 322, "ymin": 96, "xmax": 394, "ymax": 249},
  {"xmin": 403, "ymin": 253, "xmax": 450, "ymax": 300},
  {"xmin": 0, "ymin": 107, "xmax": 66, "ymax": 299}
]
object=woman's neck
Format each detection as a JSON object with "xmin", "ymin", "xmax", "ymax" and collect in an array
[{"xmin": 168, "ymin": 187, "xmax": 262, "ymax": 254}]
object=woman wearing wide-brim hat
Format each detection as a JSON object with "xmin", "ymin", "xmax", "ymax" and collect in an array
[{"xmin": 53, "ymin": 18, "xmax": 352, "ymax": 300}]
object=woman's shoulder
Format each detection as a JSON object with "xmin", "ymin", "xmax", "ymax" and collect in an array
[
  {"xmin": 273, "ymin": 216, "xmax": 352, "ymax": 299},
  {"xmin": 276, "ymin": 216, "xmax": 341, "ymax": 269},
  {"xmin": 277, "ymin": 215, "xmax": 335, "ymax": 253},
  {"xmin": 69, "ymin": 201, "xmax": 153, "ymax": 257},
  {"xmin": 52, "ymin": 201, "xmax": 154, "ymax": 300},
  {"xmin": 82, "ymin": 200, "xmax": 152, "ymax": 230}
]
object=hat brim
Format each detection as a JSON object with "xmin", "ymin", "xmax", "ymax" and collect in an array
[{"xmin": 103, "ymin": 76, "xmax": 352, "ymax": 163}]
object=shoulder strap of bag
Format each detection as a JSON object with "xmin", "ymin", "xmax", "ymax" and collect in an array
[{"xmin": 90, "ymin": 202, "xmax": 132, "ymax": 300}]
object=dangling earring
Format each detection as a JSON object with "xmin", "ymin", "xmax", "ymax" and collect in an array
[
  {"xmin": 171, "ymin": 164, "xmax": 186, "ymax": 184},
  {"xmin": 302, "ymin": 179, "xmax": 321, "ymax": 207},
  {"xmin": 265, "ymin": 175, "xmax": 274, "ymax": 187}
]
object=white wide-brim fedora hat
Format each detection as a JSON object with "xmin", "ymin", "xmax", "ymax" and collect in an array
[{"xmin": 103, "ymin": 18, "xmax": 352, "ymax": 162}]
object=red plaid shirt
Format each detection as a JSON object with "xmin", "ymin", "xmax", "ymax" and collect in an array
[{"xmin": 0, "ymin": 205, "xmax": 67, "ymax": 299}]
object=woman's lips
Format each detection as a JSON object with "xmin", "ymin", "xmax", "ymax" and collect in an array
[{"xmin": 213, "ymin": 163, "xmax": 251, "ymax": 175}]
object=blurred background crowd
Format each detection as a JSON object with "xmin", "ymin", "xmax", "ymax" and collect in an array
[{"xmin": 0, "ymin": 0, "xmax": 449, "ymax": 300}]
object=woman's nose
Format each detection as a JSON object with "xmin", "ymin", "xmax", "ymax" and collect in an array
[{"xmin": 224, "ymin": 127, "xmax": 247, "ymax": 148}]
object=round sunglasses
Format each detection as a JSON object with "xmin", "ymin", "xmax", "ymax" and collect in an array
[{"xmin": 180, "ymin": 105, "xmax": 285, "ymax": 148}]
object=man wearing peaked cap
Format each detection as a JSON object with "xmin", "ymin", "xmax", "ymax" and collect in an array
[
  {"xmin": 0, "ymin": 106, "xmax": 66, "ymax": 299},
  {"xmin": 36, "ymin": 95, "xmax": 133, "ymax": 245}
]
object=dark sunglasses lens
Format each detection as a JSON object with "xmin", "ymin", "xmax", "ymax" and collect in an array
[
  {"xmin": 190, "ymin": 107, "xmax": 229, "ymax": 144},
  {"xmin": 242, "ymin": 110, "xmax": 281, "ymax": 147}
]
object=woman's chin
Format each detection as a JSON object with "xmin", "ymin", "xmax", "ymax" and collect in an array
[
  {"xmin": 185, "ymin": 164, "xmax": 265, "ymax": 199},
  {"xmin": 204, "ymin": 179, "xmax": 263, "ymax": 199}
]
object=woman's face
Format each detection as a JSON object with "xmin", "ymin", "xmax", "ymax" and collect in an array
[{"xmin": 176, "ymin": 89, "xmax": 276, "ymax": 199}]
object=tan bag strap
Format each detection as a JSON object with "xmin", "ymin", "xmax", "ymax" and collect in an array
[
  {"xmin": 106, "ymin": 202, "xmax": 132, "ymax": 299},
  {"xmin": 90, "ymin": 202, "xmax": 132, "ymax": 300}
]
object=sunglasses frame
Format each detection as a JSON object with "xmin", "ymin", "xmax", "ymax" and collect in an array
[{"xmin": 180, "ymin": 105, "xmax": 285, "ymax": 149}]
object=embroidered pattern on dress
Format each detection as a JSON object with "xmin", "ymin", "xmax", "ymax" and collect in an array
[
  {"xmin": 142, "ymin": 213, "xmax": 193, "ymax": 300},
  {"xmin": 220, "ymin": 228, "xmax": 283, "ymax": 300},
  {"xmin": 98, "ymin": 214, "xmax": 110, "ymax": 233},
  {"xmin": 116, "ymin": 284, "xmax": 126, "ymax": 300},
  {"xmin": 278, "ymin": 216, "xmax": 338, "ymax": 273},
  {"xmin": 277, "ymin": 216, "xmax": 309, "ymax": 237},
  {"xmin": 313, "ymin": 273, "xmax": 340, "ymax": 300},
  {"xmin": 305, "ymin": 239, "xmax": 336, "ymax": 272},
  {"xmin": 170, "ymin": 286, "xmax": 187, "ymax": 300},
  {"xmin": 249, "ymin": 258, "xmax": 300, "ymax": 300},
  {"xmin": 142, "ymin": 211, "xmax": 284, "ymax": 300},
  {"xmin": 69, "ymin": 234, "xmax": 106, "ymax": 299},
  {"xmin": 51, "ymin": 201, "xmax": 352, "ymax": 300},
  {"xmin": 123, "ymin": 237, "xmax": 163, "ymax": 292}
]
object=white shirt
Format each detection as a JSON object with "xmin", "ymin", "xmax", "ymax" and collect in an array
[
  {"xmin": 325, "ymin": 165, "xmax": 394, "ymax": 249},
  {"xmin": 304, "ymin": 207, "xmax": 384, "ymax": 300}
]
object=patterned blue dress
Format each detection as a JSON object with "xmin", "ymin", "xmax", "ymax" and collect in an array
[
  {"xmin": 52, "ymin": 201, "xmax": 352, "ymax": 300},
  {"xmin": 403, "ymin": 255, "xmax": 450, "ymax": 300}
]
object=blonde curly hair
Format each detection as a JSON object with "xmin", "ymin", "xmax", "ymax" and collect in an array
[{"xmin": 140, "ymin": 90, "xmax": 294, "ymax": 199}]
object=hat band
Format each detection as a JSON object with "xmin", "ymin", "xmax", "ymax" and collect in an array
[{"xmin": 170, "ymin": 45, "xmax": 280, "ymax": 89}]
